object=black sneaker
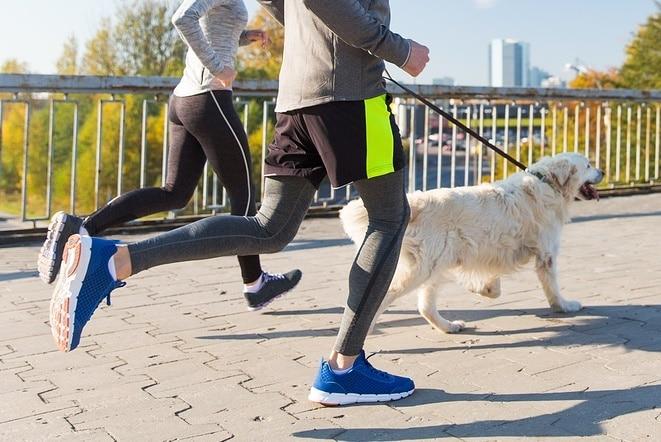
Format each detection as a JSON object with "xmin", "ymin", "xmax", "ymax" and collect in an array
[
  {"xmin": 38, "ymin": 212, "xmax": 84, "ymax": 284},
  {"xmin": 244, "ymin": 270, "xmax": 302, "ymax": 311}
]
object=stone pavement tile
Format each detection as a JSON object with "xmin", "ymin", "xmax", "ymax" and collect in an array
[
  {"xmin": 2, "ymin": 333, "xmax": 61, "ymax": 360},
  {"xmin": 297, "ymin": 401, "xmax": 422, "ymax": 437},
  {"xmin": 535, "ymin": 359, "xmax": 659, "ymax": 395},
  {"xmin": 604, "ymin": 348, "xmax": 661, "ymax": 376},
  {"xmin": 167, "ymin": 375, "xmax": 305, "ymax": 440},
  {"xmin": 89, "ymin": 342, "xmax": 191, "ymax": 375},
  {"xmin": 135, "ymin": 358, "xmax": 243, "ymax": 398},
  {"xmin": 546, "ymin": 386, "xmax": 658, "ymax": 438},
  {"xmin": 601, "ymin": 407, "xmax": 661, "ymax": 441},
  {"xmin": 295, "ymin": 421, "xmax": 459, "ymax": 441},
  {"xmin": 0, "ymin": 379, "xmax": 78, "ymax": 423},
  {"xmin": 83, "ymin": 334, "xmax": 181, "ymax": 360},
  {"xmin": 0, "ymin": 406, "xmax": 93, "ymax": 442},
  {"xmin": 68, "ymin": 396, "xmax": 228, "ymax": 441},
  {"xmin": 0, "ymin": 307, "xmax": 49, "ymax": 340}
]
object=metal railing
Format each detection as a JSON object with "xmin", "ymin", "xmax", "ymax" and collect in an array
[{"xmin": 1, "ymin": 74, "xmax": 659, "ymax": 225}]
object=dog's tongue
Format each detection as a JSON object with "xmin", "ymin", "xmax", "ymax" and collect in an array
[{"xmin": 580, "ymin": 183, "xmax": 599, "ymax": 201}]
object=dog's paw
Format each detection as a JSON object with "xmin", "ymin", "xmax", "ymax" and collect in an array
[
  {"xmin": 444, "ymin": 320, "xmax": 466, "ymax": 333},
  {"xmin": 552, "ymin": 300, "xmax": 583, "ymax": 313},
  {"xmin": 562, "ymin": 300, "xmax": 583, "ymax": 313}
]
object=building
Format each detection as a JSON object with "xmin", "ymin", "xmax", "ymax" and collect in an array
[
  {"xmin": 489, "ymin": 39, "xmax": 530, "ymax": 87},
  {"xmin": 432, "ymin": 77, "xmax": 455, "ymax": 86},
  {"xmin": 530, "ymin": 66, "xmax": 551, "ymax": 87}
]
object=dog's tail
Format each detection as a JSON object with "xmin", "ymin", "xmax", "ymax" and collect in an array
[{"xmin": 339, "ymin": 198, "xmax": 369, "ymax": 243}]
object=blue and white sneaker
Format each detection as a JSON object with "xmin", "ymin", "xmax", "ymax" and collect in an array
[
  {"xmin": 308, "ymin": 351, "xmax": 415, "ymax": 406},
  {"xmin": 49, "ymin": 234, "xmax": 125, "ymax": 352}
]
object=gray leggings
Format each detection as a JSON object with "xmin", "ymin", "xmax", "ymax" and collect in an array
[{"xmin": 128, "ymin": 169, "xmax": 410, "ymax": 355}]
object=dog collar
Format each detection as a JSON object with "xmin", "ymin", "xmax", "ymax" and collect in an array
[
  {"xmin": 525, "ymin": 169, "xmax": 546, "ymax": 182},
  {"xmin": 526, "ymin": 169, "xmax": 562, "ymax": 194}
]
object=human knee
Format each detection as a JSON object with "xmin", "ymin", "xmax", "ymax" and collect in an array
[
  {"xmin": 255, "ymin": 211, "xmax": 298, "ymax": 253},
  {"xmin": 366, "ymin": 195, "xmax": 410, "ymax": 233},
  {"xmin": 162, "ymin": 185, "xmax": 192, "ymax": 210}
]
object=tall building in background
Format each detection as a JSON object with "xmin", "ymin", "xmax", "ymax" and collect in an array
[
  {"xmin": 530, "ymin": 66, "xmax": 551, "ymax": 87},
  {"xmin": 489, "ymin": 39, "xmax": 530, "ymax": 87}
]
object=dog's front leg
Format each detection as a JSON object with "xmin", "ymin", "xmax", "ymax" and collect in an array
[{"xmin": 535, "ymin": 255, "xmax": 582, "ymax": 313}]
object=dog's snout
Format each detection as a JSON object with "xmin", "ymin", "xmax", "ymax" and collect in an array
[{"xmin": 591, "ymin": 168, "xmax": 605, "ymax": 183}]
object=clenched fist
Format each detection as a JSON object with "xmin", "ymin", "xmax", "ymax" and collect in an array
[{"xmin": 403, "ymin": 40, "xmax": 430, "ymax": 77}]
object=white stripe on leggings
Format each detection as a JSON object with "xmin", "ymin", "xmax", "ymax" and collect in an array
[{"xmin": 209, "ymin": 91, "xmax": 251, "ymax": 217}]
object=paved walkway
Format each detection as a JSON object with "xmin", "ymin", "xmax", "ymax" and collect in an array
[{"xmin": 2, "ymin": 194, "xmax": 661, "ymax": 441}]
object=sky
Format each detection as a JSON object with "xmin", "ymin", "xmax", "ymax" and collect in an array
[{"xmin": 0, "ymin": 0, "xmax": 656, "ymax": 86}]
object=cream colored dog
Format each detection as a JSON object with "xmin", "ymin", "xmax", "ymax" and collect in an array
[{"xmin": 341, "ymin": 153, "xmax": 603, "ymax": 334}]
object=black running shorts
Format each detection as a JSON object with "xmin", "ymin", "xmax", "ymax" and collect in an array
[{"xmin": 264, "ymin": 94, "xmax": 405, "ymax": 188}]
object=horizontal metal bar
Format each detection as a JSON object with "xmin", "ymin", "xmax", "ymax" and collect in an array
[
  {"xmin": 0, "ymin": 74, "xmax": 279, "ymax": 96},
  {"xmin": 1, "ymin": 74, "xmax": 659, "ymax": 102},
  {"xmin": 387, "ymin": 83, "xmax": 661, "ymax": 102}
]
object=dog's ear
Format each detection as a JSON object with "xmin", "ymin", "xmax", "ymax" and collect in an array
[{"xmin": 547, "ymin": 159, "xmax": 579, "ymax": 198}]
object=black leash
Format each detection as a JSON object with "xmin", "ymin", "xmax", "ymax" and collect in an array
[{"xmin": 383, "ymin": 70, "xmax": 528, "ymax": 172}]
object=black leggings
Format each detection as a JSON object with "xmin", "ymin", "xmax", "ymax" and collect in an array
[{"xmin": 83, "ymin": 90, "xmax": 262, "ymax": 283}]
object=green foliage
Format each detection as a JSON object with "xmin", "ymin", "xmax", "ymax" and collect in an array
[
  {"xmin": 114, "ymin": 0, "xmax": 185, "ymax": 76},
  {"xmin": 81, "ymin": 18, "xmax": 124, "ymax": 76},
  {"xmin": 620, "ymin": 2, "xmax": 661, "ymax": 89},
  {"xmin": 56, "ymin": 35, "xmax": 79, "ymax": 75}
]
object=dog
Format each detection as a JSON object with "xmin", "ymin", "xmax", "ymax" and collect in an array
[{"xmin": 340, "ymin": 153, "xmax": 604, "ymax": 334}]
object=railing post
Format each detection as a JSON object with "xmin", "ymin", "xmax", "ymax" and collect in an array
[{"xmin": 20, "ymin": 102, "xmax": 31, "ymax": 221}]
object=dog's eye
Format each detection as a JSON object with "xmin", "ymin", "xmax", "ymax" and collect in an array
[{"xmin": 587, "ymin": 164, "xmax": 591, "ymax": 168}]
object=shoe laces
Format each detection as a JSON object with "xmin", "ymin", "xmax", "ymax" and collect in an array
[
  {"xmin": 105, "ymin": 281, "xmax": 126, "ymax": 306},
  {"xmin": 364, "ymin": 352, "xmax": 393, "ymax": 380},
  {"xmin": 262, "ymin": 272, "xmax": 285, "ymax": 284}
]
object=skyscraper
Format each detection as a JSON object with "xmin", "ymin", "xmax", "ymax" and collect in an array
[
  {"xmin": 530, "ymin": 66, "xmax": 551, "ymax": 87},
  {"xmin": 489, "ymin": 39, "xmax": 530, "ymax": 87}
]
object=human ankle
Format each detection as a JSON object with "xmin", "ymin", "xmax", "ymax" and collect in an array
[
  {"xmin": 113, "ymin": 245, "xmax": 132, "ymax": 280},
  {"xmin": 328, "ymin": 351, "xmax": 358, "ymax": 371},
  {"xmin": 243, "ymin": 272, "xmax": 264, "ymax": 292}
]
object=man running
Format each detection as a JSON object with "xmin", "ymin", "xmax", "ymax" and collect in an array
[{"xmin": 49, "ymin": 0, "xmax": 430, "ymax": 406}]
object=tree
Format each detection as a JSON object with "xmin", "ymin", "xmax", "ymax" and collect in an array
[
  {"xmin": 568, "ymin": 68, "xmax": 621, "ymax": 89},
  {"xmin": 236, "ymin": 8, "xmax": 284, "ymax": 80},
  {"xmin": 620, "ymin": 2, "xmax": 661, "ymax": 89},
  {"xmin": 81, "ymin": 18, "xmax": 124, "ymax": 75},
  {"xmin": 0, "ymin": 59, "xmax": 29, "ymax": 74},
  {"xmin": 56, "ymin": 35, "xmax": 79, "ymax": 75},
  {"xmin": 114, "ymin": 0, "xmax": 185, "ymax": 76}
]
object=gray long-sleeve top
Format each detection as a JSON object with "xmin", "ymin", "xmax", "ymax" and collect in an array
[
  {"xmin": 258, "ymin": 0, "xmax": 411, "ymax": 112},
  {"xmin": 172, "ymin": 0, "xmax": 249, "ymax": 96}
]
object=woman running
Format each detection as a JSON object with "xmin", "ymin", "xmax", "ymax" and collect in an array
[{"xmin": 38, "ymin": 0, "xmax": 301, "ymax": 309}]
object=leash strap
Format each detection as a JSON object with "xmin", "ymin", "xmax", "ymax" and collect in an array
[{"xmin": 383, "ymin": 70, "xmax": 529, "ymax": 172}]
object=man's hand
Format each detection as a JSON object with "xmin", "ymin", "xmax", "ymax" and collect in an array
[
  {"xmin": 213, "ymin": 68, "xmax": 237, "ymax": 88},
  {"xmin": 403, "ymin": 40, "xmax": 430, "ymax": 77},
  {"xmin": 243, "ymin": 29, "xmax": 271, "ymax": 47}
]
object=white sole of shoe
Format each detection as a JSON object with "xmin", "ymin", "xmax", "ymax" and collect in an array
[
  {"xmin": 50, "ymin": 234, "xmax": 91, "ymax": 352},
  {"xmin": 246, "ymin": 291, "xmax": 288, "ymax": 312},
  {"xmin": 308, "ymin": 387, "xmax": 415, "ymax": 406}
]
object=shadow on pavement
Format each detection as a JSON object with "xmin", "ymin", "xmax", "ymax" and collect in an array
[
  {"xmin": 292, "ymin": 384, "xmax": 661, "ymax": 439},
  {"xmin": 202, "ymin": 305, "xmax": 661, "ymax": 355},
  {"xmin": 0, "ymin": 270, "xmax": 38, "ymax": 281}
]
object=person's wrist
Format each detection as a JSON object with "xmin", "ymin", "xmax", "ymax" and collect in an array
[{"xmin": 399, "ymin": 39, "xmax": 413, "ymax": 68}]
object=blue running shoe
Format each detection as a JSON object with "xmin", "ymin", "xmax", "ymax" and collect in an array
[
  {"xmin": 49, "ymin": 234, "xmax": 125, "ymax": 352},
  {"xmin": 308, "ymin": 351, "xmax": 415, "ymax": 405}
]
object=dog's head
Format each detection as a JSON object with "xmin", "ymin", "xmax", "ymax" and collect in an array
[{"xmin": 529, "ymin": 153, "xmax": 604, "ymax": 201}]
